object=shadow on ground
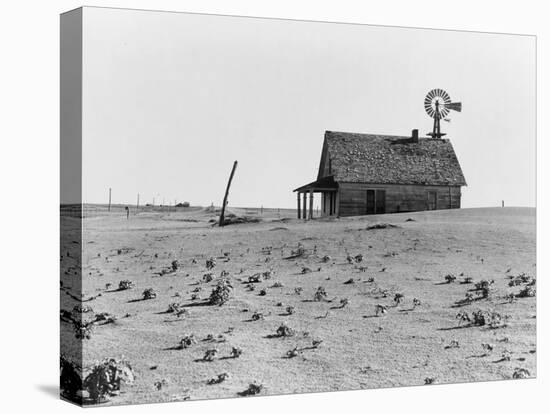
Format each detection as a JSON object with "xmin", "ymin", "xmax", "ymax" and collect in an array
[{"xmin": 36, "ymin": 384, "xmax": 59, "ymax": 399}]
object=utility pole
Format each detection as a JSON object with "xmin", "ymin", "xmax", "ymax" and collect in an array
[{"xmin": 219, "ymin": 161, "xmax": 238, "ymax": 227}]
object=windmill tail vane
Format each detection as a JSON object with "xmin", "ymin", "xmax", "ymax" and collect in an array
[
  {"xmin": 446, "ymin": 102, "xmax": 462, "ymax": 112},
  {"xmin": 424, "ymin": 89, "xmax": 462, "ymax": 138}
]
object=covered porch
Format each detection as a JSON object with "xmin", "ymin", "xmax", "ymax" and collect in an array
[{"xmin": 293, "ymin": 176, "xmax": 339, "ymax": 220}]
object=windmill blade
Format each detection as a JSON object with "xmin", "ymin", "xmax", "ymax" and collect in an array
[
  {"xmin": 447, "ymin": 102, "xmax": 462, "ymax": 112},
  {"xmin": 425, "ymin": 106, "xmax": 435, "ymax": 117}
]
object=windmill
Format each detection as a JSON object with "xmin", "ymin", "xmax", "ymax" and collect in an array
[{"xmin": 424, "ymin": 89, "xmax": 462, "ymax": 138}]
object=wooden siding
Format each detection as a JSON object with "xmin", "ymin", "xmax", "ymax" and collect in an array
[
  {"xmin": 339, "ymin": 188, "xmax": 367, "ymax": 217},
  {"xmin": 337, "ymin": 183, "xmax": 461, "ymax": 217}
]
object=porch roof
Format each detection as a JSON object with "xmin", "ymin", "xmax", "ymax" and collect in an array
[{"xmin": 293, "ymin": 175, "xmax": 338, "ymax": 192}]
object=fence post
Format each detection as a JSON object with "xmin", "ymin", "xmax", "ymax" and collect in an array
[{"xmin": 219, "ymin": 161, "xmax": 238, "ymax": 227}]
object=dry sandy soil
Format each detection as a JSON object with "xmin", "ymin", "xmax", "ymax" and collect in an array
[{"xmin": 60, "ymin": 206, "xmax": 536, "ymax": 405}]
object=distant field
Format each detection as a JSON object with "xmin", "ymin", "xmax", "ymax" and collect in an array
[
  {"xmin": 61, "ymin": 207, "xmax": 536, "ymax": 405},
  {"xmin": 60, "ymin": 204, "xmax": 301, "ymax": 219}
]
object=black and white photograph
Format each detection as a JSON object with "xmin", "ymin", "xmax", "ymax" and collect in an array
[
  {"xmin": 3, "ymin": 1, "xmax": 547, "ymax": 413},
  {"xmin": 58, "ymin": 6, "xmax": 538, "ymax": 407}
]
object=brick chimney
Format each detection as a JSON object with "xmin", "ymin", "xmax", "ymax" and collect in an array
[{"xmin": 411, "ymin": 129, "xmax": 419, "ymax": 143}]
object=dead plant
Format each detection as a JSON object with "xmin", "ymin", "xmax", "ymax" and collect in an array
[
  {"xmin": 238, "ymin": 383, "xmax": 263, "ymax": 396},
  {"xmin": 207, "ymin": 373, "xmax": 229, "ymax": 385},
  {"xmin": 444, "ymin": 274, "xmax": 457, "ymax": 283},
  {"xmin": 393, "ymin": 293, "xmax": 404, "ymax": 306},
  {"xmin": 142, "ymin": 288, "xmax": 157, "ymax": 300},
  {"xmin": 286, "ymin": 347, "xmax": 299, "ymax": 358},
  {"xmin": 251, "ymin": 311, "xmax": 264, "ymax": 321},
  {"xmin": 313, "ymin": 286, "xmax": 328, "ymax": 302},
  {"xmin": 275, "ymin": 322, "xmax": 295, "ymax": 337},
  {"xmin": 230, "ymin": 347, "xmax": 243, "ymax": 358},
  {"xmin": 516, "ymin": 285, "xmax": 536, "ymax": 298},
  {"xmin": 209, "ymin": 279, "xmax": 233, "ymax": 306},
  {"xmin": 202, "ymin": 349, "xmax": 218, "ymax": 361},
  {"xmin": 82, "ymin": 358, "xmax": 134, "ymax": 404},
  {"xmin": 512, "ymin": 368, "xmax": 530, "ymax": 379},
  {"xmin": 206, "ymin": 257, "xmax": 216, "ymax": 270},
  {"xmin": 375, "ymin": 304, "xmax": 387, "ymax": 316},
  {"xmin": 118, "ymin": 280, "xmax": 134, "ymax": 290}
]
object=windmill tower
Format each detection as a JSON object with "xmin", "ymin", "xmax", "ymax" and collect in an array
[{"xmin": 424, "ymin": 89, "xmax": 462, "ymax": 138}]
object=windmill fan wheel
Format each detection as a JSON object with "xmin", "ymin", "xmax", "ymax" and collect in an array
[{"xmin": 424, "ymin": 89, "xmax": 452, "ymax": 118}]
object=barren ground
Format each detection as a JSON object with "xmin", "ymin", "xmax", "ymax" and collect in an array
[{"xmin": 61, "ymin": 206, "xmax": 536, "ymax": 405}]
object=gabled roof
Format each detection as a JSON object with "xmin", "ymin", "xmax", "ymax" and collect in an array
[{"xmin": 318, "ymin": 131, "xmax": 467, "ymax": 186}]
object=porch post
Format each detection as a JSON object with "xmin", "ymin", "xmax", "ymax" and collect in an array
[
  {"xmin": 302, "ymin": 192, "xmax": 307, "ymax": 220},
  {"xmin": 308, "ymin": 190, "xmax": 313, "ymax": 220},
  {"xmin": 297, "ymin": 192, "xmax": 301, "ymax": 219}
]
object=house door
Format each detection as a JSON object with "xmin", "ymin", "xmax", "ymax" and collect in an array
[
  {"xmin": 375, "ymin": 190, "xmax": 386, "ymax": 214},
  {"xmin": 366, "ymin": 189, "xmax": 386, "ymax": 214},
  {"xmin": 427, "ymin": 191, "xmax": 437, "ymax": 210},
  {"xmin": 366, "ymin": 190, "xmax": 375, "ymax": 214}
]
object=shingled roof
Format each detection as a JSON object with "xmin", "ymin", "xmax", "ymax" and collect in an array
[{"xmin": 319, "ymin": 131, "xmax": 467, "ymax": 186}]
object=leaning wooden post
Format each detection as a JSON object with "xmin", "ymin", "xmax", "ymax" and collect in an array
[
  {"xmin": 297, "ymin": 193, "xmax": 301, "ymax": 219},
  {"xmin": 308, "ymin": 190, "xmax": 314, "ymax": 220},
  {"xmin": 219, "ymin": 161, "xmax": 238, "ymax": 227}
]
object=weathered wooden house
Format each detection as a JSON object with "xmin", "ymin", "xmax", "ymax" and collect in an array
[{"xmin": 294, "ymin": 129, "xmax": 466, "ymax": 218}]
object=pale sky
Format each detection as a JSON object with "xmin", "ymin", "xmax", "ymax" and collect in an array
[{"xmin": 81, "ymin": 7, "xmax": 536, "ymax": 209}]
